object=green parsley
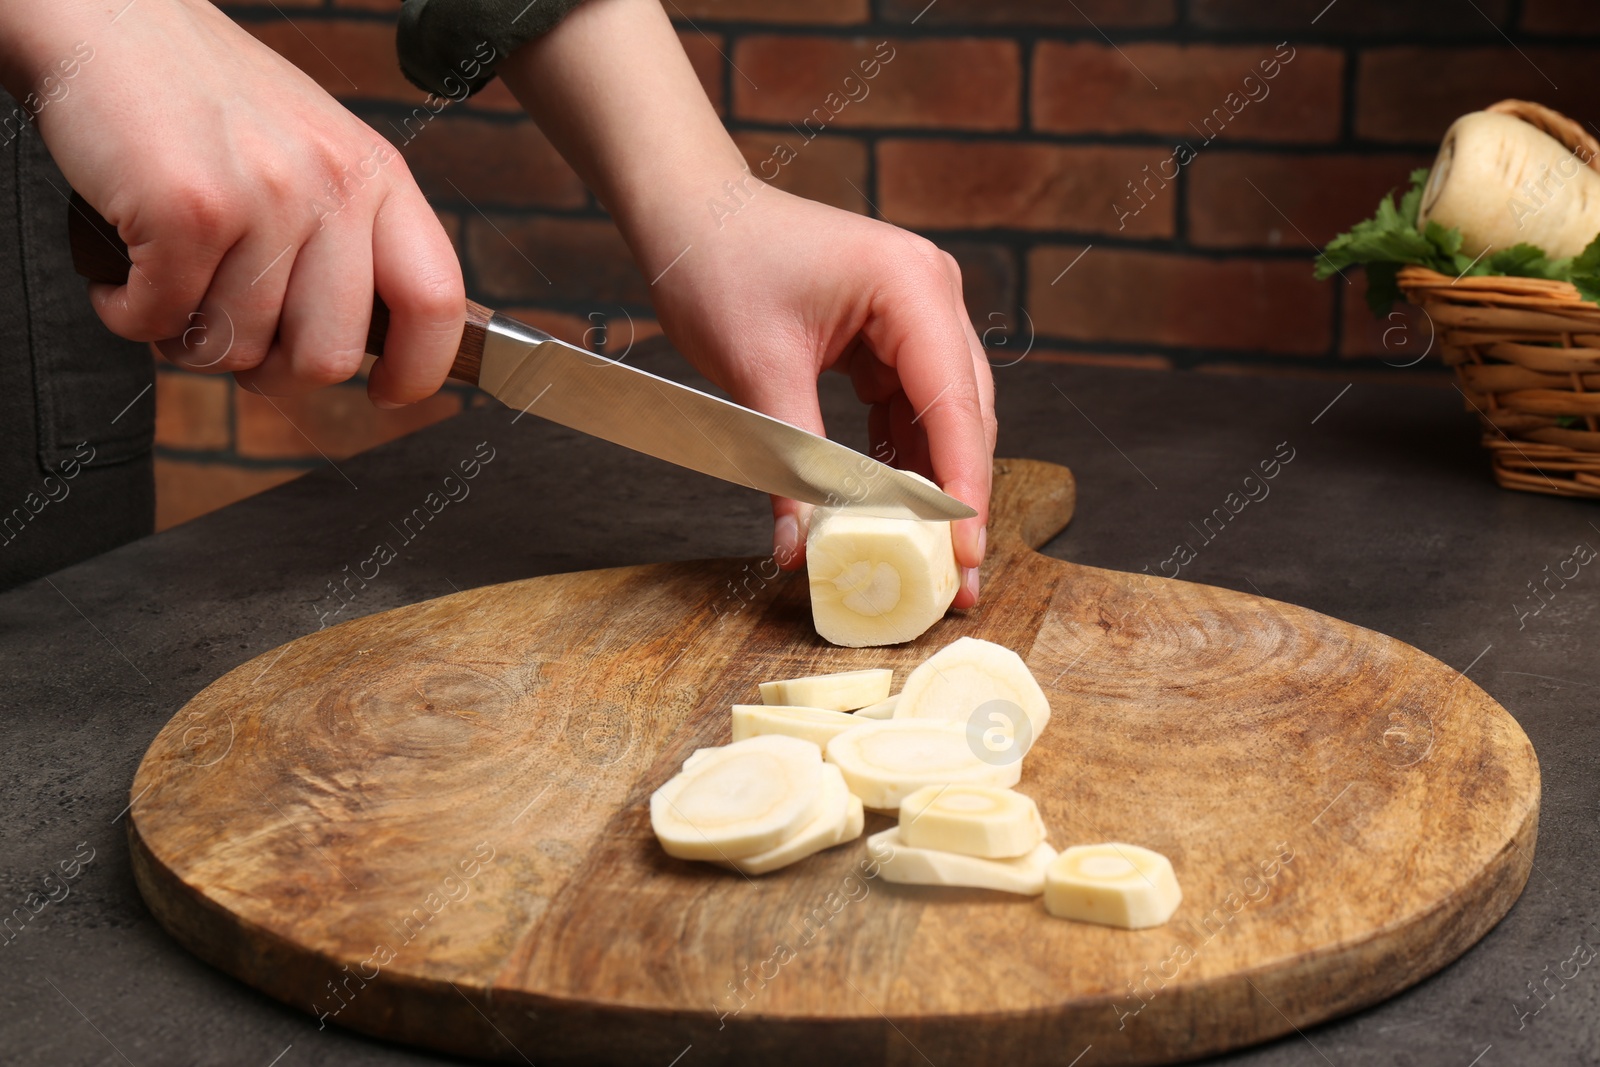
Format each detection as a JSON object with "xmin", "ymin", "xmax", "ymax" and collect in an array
[{"xmin": 1316, "ymin": 168, "xmax": 1600, "ymax": 314}]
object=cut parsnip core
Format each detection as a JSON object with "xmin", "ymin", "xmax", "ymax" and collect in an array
[
  {"xmin": 716, "ymin": 764, "xmax": 864, "ymax": 875},
  {"xmin": 806, "ymin": 472, "xmax": 959, "ymax": 647},
  {"xmin": 871, "ymin": 827, "xmax": 1056, "ymax": 895},
  {"xmin": 650, "ymin": 735, "xmax": 824, "ymax": 861},
  {"xmin": 899, "ymin": 784, "xmax": 1045, "ymax": 859},
  {"xmin": 732, "ymin": 704, "xmax": 860, "ymax": 749},
  {"xmin": 1044, "ymin": 843, "xmax": 1182, "ymax": 929},
  {"xmin": 760, "ymin": 669, "xmax": 892, "ymax": 711},
  {"xmin": 896, "ymin": 636, "xmax": 1051, "ymax": 757},
  {"xmin": 826, "ymin": 719, "xmax": 1020, "ymax": 811}
]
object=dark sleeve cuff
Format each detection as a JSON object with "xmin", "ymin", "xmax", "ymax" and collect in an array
[{"xmin": 397, "ymin": 0, "xmax": 586, "ymax": 98}]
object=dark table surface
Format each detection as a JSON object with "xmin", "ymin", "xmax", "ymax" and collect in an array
[{"xmin": 3, "ymin": 350, "xmax": 1597, "ymax": 1067}]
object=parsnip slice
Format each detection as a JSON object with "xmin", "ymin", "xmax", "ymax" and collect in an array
[
  {"xmin": 651, "ymin": 735, "xmax": 824, "ymax": 861},
  {"xmin": 759, "ymin": 669, "xmax": 892, "ymax": 711},
  {"xmin": 806, "ymin": 473, "xmax": 960, "ymax": 647},
  {"xmin": 855, "ymin": 693, "xmax": 900, "ymax": 720},
  {"xmin": 825, "ymin": 719, "xmax": 1020, "ymax": 811},
  {"xmin": 1044, "ymin": 843, "xmax": 1182, "ymax": 929},
  {"xmin": 716, "ymin": 764, "xmax": 863, "ymax": 875},
  {"xmin": 899, "ymin": 784, "xmax": 1045, "ymax": 859},
  {"xmin": 870, "ymin": 826, "xmax": 1056, "ymax": 895},
  {"xmin": 732, "ymin": 704, "xmax": 860, "ymax": 749},
  {"xmin": 895, "ymin": 636, "xmax": 1050, "ymax": 758}
]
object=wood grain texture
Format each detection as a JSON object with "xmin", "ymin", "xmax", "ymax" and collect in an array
[{"xmin": 126, "ymin": 459, "xmax": 1539, "ymax": 1065}]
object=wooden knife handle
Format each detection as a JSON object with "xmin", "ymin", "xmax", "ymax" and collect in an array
[{"xmin": 67, "ymin": 191, "xmax": 492, "ymax": 386}]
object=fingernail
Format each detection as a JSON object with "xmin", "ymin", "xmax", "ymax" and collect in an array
[
  {"xmin": 977, "ymin": 524, "xmax": 988, "ymax": 561},
  {"xmin": 962, "ymin": 566, "xmax": 980, "ymax": 601},
  {"xmin": 773, "ymin": 514, "xmax": 800, "ymax": 567},
  {"xmin": 372, "ymin": 398, "xmax": 404, "ymax": 410}
]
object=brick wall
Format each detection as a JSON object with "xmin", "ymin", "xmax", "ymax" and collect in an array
[{"xmin": 155, "ymin": 0, "xmax": 1600, "ymax": 528}]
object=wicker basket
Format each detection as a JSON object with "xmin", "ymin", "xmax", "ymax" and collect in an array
[{"xmin": 1396, "ymin": 99, "xmax": 1600, "ymax": 500}]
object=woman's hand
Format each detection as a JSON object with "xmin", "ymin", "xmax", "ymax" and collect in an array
[
  {"xmin": 0, "ymin": 0, "xmax": 464, "ymax": 404},
  {"xmin": 648, "ymin": 187, "xmax": 995, "ymax": 605},
  {"xmin": 502, "ymin": 0, "xmax": 995, "ymax": 603}
]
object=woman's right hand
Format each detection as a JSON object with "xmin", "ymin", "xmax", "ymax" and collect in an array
[{"xmin": 0, "ymin": 0, "xmax": 464, "ymax": 406}]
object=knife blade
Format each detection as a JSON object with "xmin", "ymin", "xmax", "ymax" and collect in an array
[{"xmin": 67, "ymin": 194, "xmax": 975, "ymax": 521}]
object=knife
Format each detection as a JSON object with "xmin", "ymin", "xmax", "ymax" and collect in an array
[{"xmin": 67, "ymin": 195, "xmax": 975, "ymax": 522}]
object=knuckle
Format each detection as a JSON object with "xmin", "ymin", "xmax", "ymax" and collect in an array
[
  {"xmin": 159, "ymin": 182, "xmax": 232, "ymax": 241},
  {"xmin": 129, "ymin": 303, "xmax": 196, "ymax": 343},
  {"xmin": 257, "ymin": 158, "xmax": 299, "ymax": 204},
  {"xmin": 394, "ymin": 267, "xmax": 466, "ymax": 326},
  {"xmin": 375, "ymin": 144, "xmax": 413, "ymax": 184},
  {"xmin": 290, "ymin": 346, "xmax": 366, "ymax": 388}
]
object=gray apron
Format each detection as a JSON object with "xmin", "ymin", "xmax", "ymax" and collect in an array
[{"xmin": 0, "ymin": 99, "xmax": 154, "ymax": 591}]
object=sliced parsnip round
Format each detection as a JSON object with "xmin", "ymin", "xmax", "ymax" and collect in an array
[
  {"xmin": 870, "ymin": 826, "xmax": 1056, "ymax": 896},
  {"xmin": 825, "ymin": 719, "xmax": 1020, "ymax": 811},
  {"xmin": 898, "ymin": 784, "xmax": 1046, "ymax": 859},
  {"xmin": 759, "ymin": 669, "xmax": 893, "ymax": 711},
  {"xmin": 716, "ymin": 764, "xmax": 863, "ymax": 875},
  {"xmin": 1044, "ymin": 843, "xmax": 1182, "ymax": 929},
  {"xmin": 854, "ymin": 693, "xmax": 899, "ymax": 720},
  {"xmin": 837, "ymin": 788, "xmax": 865, "ymax": 843},
  {"xmin": 682, "ymin": 747, "xmax": 717, "ymax": 771},
  {"xmin": 894, "ymin": 636, "xmax": 1050, "ymax": 758},
  {"xmin": 731, "ymin": 704, "xmax": 861, "ymax": 749},
  {"xmin": 650, "ymin": 735, "xmax": 824, "ymax": 861},
  {"xmin": 806, "ymin": 478, "xmax": 959, "ymax": 647}
]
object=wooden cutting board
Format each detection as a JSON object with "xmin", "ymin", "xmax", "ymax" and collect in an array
[{"xmin": 127, "ymin": 459, "xmax": 1539, "ymax": 1066}]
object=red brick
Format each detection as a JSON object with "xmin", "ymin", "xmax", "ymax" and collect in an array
[
  {"xmin": 671, "ymin": 0, "xmax": 866, "ymax": 22},
  {"xmin": 1192, "ymin": 0, "xmax": 1510, "ymax": 34},
  {"xmin": 1339, "ymin": 272, "xmax": 1434, "ymax": 360},
  {"xmin": 1194, "ymin": 361, "xmax": 1450, "ymax": 386},
  {"xmin": 1033, "ymin": 42, "xmax": 1341, "ymax": 142},
  {"xmin": 154, "ymin": 459, "xmax": 305, "ymax": 531},
  {"xmin": 1026, "ymin": 247, "xmax": 1332, "ymax": 353},
  {"xmin": 1521, "ymin": 0, "xmax": 1600, "ymax": 33},
  {"xmin": 242, "ymin": 20, "xmax": 416, "ymax": 103},
  {"xmin": 1022, "ymin": 351, "xmax": 1174, "ymax": 371},
  {"xmin": 1187, "ymin": 152, "xmax": 1432, "ymax": 249},
  {"xmin": 154, "ymin": 371, "xmax": 232, "ymax": 451},
  {"xmin": 733, "ymin": 133, "xmax": 867, "ymax": 214},
  {"xmin": 734, "ymin": 37, "xmax": 1019, "ymax": 131},
  {"xmin": 1357, "ymin": 49, "xmax": 1600, "ymax": 143},
  {"xmin": 396, "ymin": 114, "xmax": 586, "ymax": 208},
  {"xmin": 679, "ymin": 31, "xmax": 727, "ymax": 116},
  {"xmin": 881, "ymin": 0, "xmax": 1173, "ymax": 26},
  {"xmin": 878, "ymin": 140, "xmax": 1172, "ymax": 237},
  {"xmin": 236, "ymin": 383, "xmax": 462, "ymax": 460},
  {"xmin": 466, "ymin": 216, "xmax": 646, "ymax": 306}
]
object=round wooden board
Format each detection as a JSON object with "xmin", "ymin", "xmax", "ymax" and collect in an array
[{"xmin": 128, "ymin": 459, "xmax": 1539, "ymax": 1066}]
